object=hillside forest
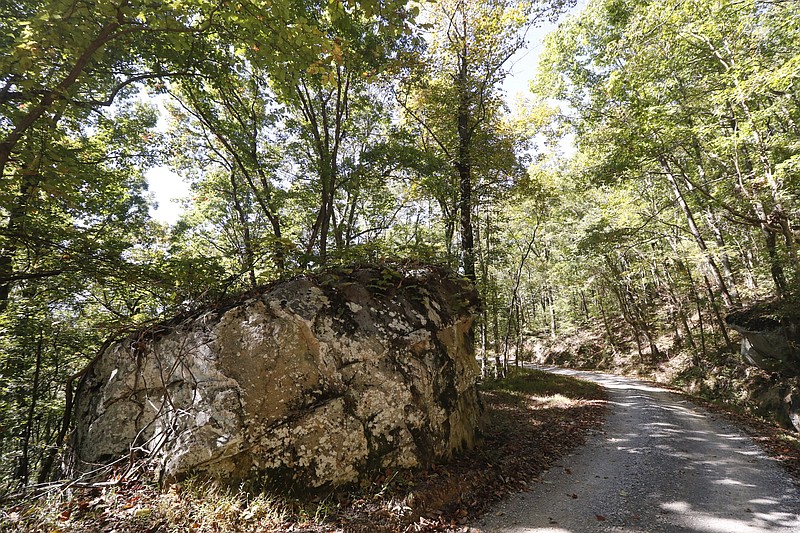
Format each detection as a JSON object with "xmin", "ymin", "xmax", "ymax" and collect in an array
[{"xmin": 1, "ymin": 0, "xmax": 799, "ymax": 492}]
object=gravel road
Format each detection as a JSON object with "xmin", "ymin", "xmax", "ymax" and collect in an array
[{"xmin": 473, "ymin": 367, "xmax": 800, "ymax": 532}]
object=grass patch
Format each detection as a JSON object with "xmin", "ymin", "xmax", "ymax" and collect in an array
[
  {"xmin": 1, "ymin": 368, "xmax": 607, "ymax": 533},
  {"xmin": 483, "ymin": 367, "xmax": 605, "ymax": 399}
]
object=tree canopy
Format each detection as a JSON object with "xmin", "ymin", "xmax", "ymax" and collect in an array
[{"xmin": 2, "ymin": 0, "xmax": 799, "ymax": 493}]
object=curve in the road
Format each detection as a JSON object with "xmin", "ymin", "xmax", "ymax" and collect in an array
[{"xmin": 474, "ymin": 366, "xmax": 800, "ymax": 533}]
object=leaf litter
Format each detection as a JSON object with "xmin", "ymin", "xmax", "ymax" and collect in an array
[{"xmin": 0, "ymin": 369, "xmax": 607, "ymax": 532}]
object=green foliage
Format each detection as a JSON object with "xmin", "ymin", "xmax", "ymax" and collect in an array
[
  {"xmin": 536, "ymin": 0, "xmax": 800, "ymax": 252},
  {"xmin": 520, "ymin": 0, "xmax": 800, "ymax": 378},
  {"xmin": 0, "ymin": 0, "xmax": 423, "ymax": 492},
  {"xmin": 393, "ymin": 0, "xmax": 565, "ymax": 282},
  {"xmin": 9, "ymin": 0, "xmax": 798, "ymax": 497}
]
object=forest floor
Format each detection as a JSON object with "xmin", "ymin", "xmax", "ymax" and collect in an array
[
  {"xmin": 0, "ymin": 368, "xmax": 608, "ymax": 533},
  {"xmin": 4, "ymin": 364, "xmax": 799, "ymax": 532}
]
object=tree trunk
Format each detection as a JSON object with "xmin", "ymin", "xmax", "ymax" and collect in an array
[
  {"xmin": 294, "ymin": 78, "xmax": 347, "ymax": 267},
  {"xmin": 548, "ymin": 288, "xmax": 557, "ymax": 339},
  {"xmin": 503, "ymin": 229, "xmax": 537, "ymax": 361},
  {"xmin": 478, "ymin": 211, "xmax": 489, "ymax": 376},
  {"xmin": 773, "ymin": 207, "xmax": 800, "ymax": 277},
  {"xmin": 664, "ymin": 265, "xmax": 697, "ymax": 352},
  {"xmin": 439, "ymin": 198, "xmax": 457, "ymax": 269},
  {"xmin": 597, "ymin": 296, "xmax": 619, "ymax": 354},
  {"xmin": 703, "ymin": 208, "xmax": 740, "ymax": 304},
  {"xmin": 629, "ymin": 288, "xmax": 661, "ymax": 361},
  {"xmin": 17, "ymin": 327, "xmax": 43, "ymax": 486},
  {"xmin": 229, "ymin": 171, "xmax": 257, "ymax": 287},
  {"xmin": 456, "ymin": 36, "xmax": 476, "ymax": 282},
  {"xmin": 674, "ymin": 254, "xmax": 707, "ymax": 363},
  {"xmin": 752, "ymin": 200, "xmax": 788, "ymax": 298},
  {"xmin": 515, "ymin": 302, "xmax": 525, "ymax": 367},
  {"xmin": 612, "ymin": 283, "xmax": 645, "ymax": 362},
  {"xmin": 251, "ymin": 167, "xmax": 285, "ymax": 271},
  {"xmin": 662, "ymin": 161, "xmax": 735, "ymax": 307},
  {"xmin": 0, "ymin": 254, "xmax": 12, "ymax": 312},
  {"xmin": 580, "ymin": 290, "xmax": 590, "ymax": 323},
  {"xmin": 491, "ymin": 274, "xmax": 502, "ymax": 378},
  {"xmin": 701, "ymin": 274, "xmax": 735, "ymax": 352},
  {"xmin": 0, "ymin": 160, "xmax": 45, "ymax": 312}
]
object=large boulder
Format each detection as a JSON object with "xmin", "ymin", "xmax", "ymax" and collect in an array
[{"xmin": 72, "ymin": 265, "xmax": 483, "ymax": 489}]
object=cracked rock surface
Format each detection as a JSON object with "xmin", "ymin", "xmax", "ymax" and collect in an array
[{"xmin": 73, "ymin": 265, "xmax": 482, "ymax": 489}]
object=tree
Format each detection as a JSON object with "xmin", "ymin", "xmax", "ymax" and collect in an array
[
  {"xmin": 270, "ymin": 0, "xmax": 419, "ymax": 265},
  {"xmin": 0, "ymin": 0, "xmax": 421, "ymax": 490},
  {"xmin": 507, "ymin": 0, "xmax": 800, "ymax": 374},
  {"xmin": 167, "ymin": 59, "xmax": 290, "ymax": 285},
  {"xmin": 398, "ymin": 0, "xmax": 573, "ymax": 281},
  {"xmin": 163, "ymin": 0, "xmax": 420, "ymax": 269},
  {"xmin": 0, "ymin": 0, "xmax": 228, "ymax": 308},
  {"xmin": 535, "ymin": 0, "xmax": 800, "ymax": 302}
]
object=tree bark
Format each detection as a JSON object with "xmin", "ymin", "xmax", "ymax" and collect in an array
[
  {"xmin": 702, "ymin": 207, "xmax": 740, "ymax": 304},
  {"xmin": 456, "ymin": 45, "xmax": 476, "ymax": 281},
  {"xmin": 0, "ymin": 165, "xmax": 44, "ymax": 312},
  {"xmin": 597, "ymin": 295, "xmax": 619, "ymax": 354},
  {"xmin": 16, "ymin": 328, "xmax": 43, "ymax": 486},
  {"xmin": 229, "ymin": 171, "xmax": 257, "ymax": 287},
  {"xmin": 611, "ymin": 283, "xmax": 645, "ymax": 362},
  {"xmin": 752, "ymin": 200, "xmax": 788, "ymax": 298},
  {"xmin": 701, "ymin": 274, "xmax": 735, "ymax": 352},
  {"xmin": 664, "ymin": 264, "xmax": 697, "ymax": 352}
]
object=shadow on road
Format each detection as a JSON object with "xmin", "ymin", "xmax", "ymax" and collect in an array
[{"xmin": 477, "ymin": 366, "xmax": 800, "ymax": 532}]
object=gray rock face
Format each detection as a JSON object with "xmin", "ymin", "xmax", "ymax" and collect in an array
[
  {"xmin": 726, "ymin": 302, "xmax": 800, "ymax": 432},
  {"xmin": 73, "ymin": 265, "xmax": 483, "ymax": 488},
  {"xmin": 726, "ymin": 304, "xmax": 800, "ymax": 376},
  {"xmin": 746, "ymin": 373, "xmax": 800, "ymax": 432}
]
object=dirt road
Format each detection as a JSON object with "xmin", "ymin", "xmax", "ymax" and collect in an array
[{"xmin": 474, "ymin": 367, "xmax": 800, "ymax": 532}]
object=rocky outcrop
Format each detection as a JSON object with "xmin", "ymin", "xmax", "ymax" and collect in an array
[
  {"xmin": 72, "ymin": 265, "xmax": 483, "ymax": 489},
  {"xmin": 726, "ymin": 301, "xmax": 800, "ymax": 377},
  {"xmin": 744, "ymin": 372, "xmax": 800, "ymax": 432},
  {"xmin": 726, "ymin": 301, "xmax": 800, "ymax": 431}
]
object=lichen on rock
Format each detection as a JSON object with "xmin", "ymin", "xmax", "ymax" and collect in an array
[{"xmin": 72, "ymin": 264, "xmax": 483, "ymax": 489}]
